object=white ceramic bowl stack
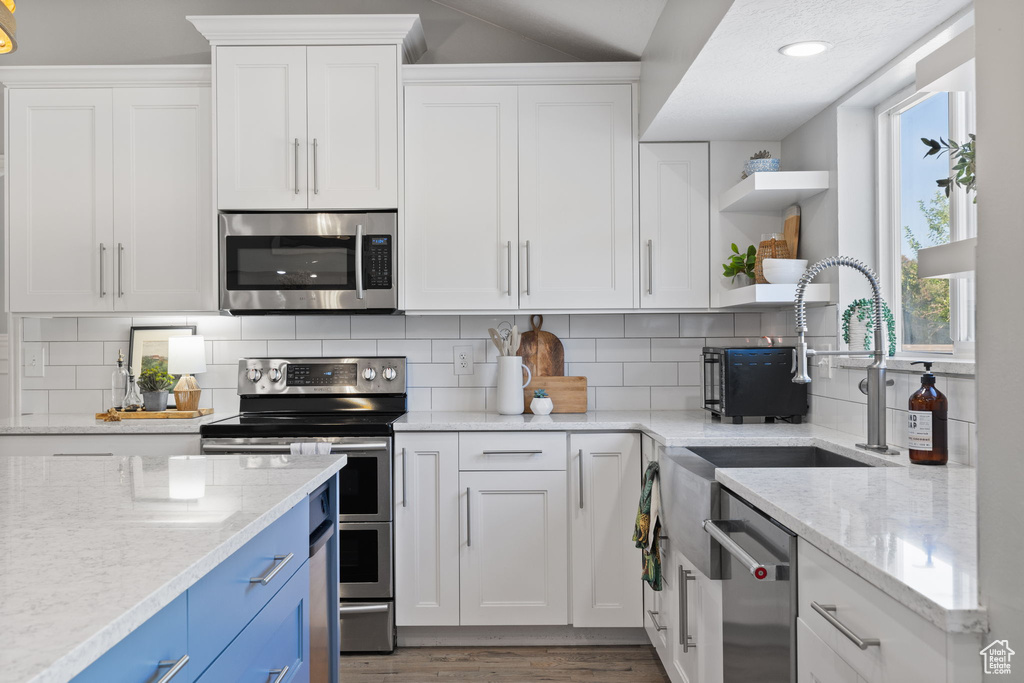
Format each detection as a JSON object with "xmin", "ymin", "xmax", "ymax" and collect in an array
[{"xmin": 761, "ymin": 258, "xmax": 809, "ymax": 284}]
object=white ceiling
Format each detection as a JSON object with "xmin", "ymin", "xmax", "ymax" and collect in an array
[{"xmin": 431, "ymin": 0, "xmax": 666, "ymax": 61}]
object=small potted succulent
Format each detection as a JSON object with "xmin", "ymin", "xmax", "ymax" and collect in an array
[
  {"xmin": 530, "ymin": 389, "xmax": 553, "ymax": 416},
  {"xmin": 138, "ymin": 367, "xmax": 176, "ymax": 411},
  {"xmin": 741, "ymin": 149, "xmax": 780, "ymax": 178}
]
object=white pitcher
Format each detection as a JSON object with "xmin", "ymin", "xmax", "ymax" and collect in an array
[{"xmin": 497, "ymin": 356, "xmax": 532, "ymax": 415}]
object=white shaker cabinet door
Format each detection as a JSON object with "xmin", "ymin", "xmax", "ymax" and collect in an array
[
  {"xmin": 797, "ymin": 618, "xmax": 864, "ymax": 683},
  {"xmin": 394, "ymin": 433, "xmax": 461, "ymax": 626},
  {"xmin": 518, "ymin": 84, "xmax": 634, "ymax": 310},
  {"xmin": 307, "ymin": 46, "xmax": 398, "ymax": 210},
  {"xmin": 216, "ymin": 46, "xmax": 307, "ymax": 210},
  {"xmin": 8, "ymin": 88, "xmax": 114, "ymax": 312},
  {"xmin": 460, "ymin": 470, "xmax": 568, "ymax": 625},
  {"xmin": 403, "ymin": 85, "xmax": 519, "ymax": 310},
  {"xmin": 639, "ymin": 143, "xmax": 710, "ymax": 309},
  {"xmin": 570, "ymin": 433, "xmax": 642, "ymax": 627},
  {"xmin": 113, "ymin": 87, "xmax": 214, "ymax": 311}
]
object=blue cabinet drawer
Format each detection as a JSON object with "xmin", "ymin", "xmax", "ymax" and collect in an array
[
  {"xmin": 196, "ymin": 560, "xmax": 311, "ymax": 683},
  {"xmin": 188, "ymin": 502, "xmax": 306, "ymax": 675},
  {"xmin": 73, "ymin": 593, "xmax": 190, "ymax": 683}
]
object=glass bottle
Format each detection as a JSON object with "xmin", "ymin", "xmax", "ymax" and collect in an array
[
  {"xmin": 111, "ymin": 349, "xmax": 129, "ymax": 410},
  {"xmin": 123, "ymin": 374, "xmax": 143, "ymax": 412},
  {"xmin": 908, "ymin": 361, "xmax": 948, "ymax": 465}
]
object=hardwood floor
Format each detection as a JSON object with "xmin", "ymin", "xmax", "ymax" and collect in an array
[{"xmin": 339, "ymin": 645, "xmax": 671, "ymax": 682}]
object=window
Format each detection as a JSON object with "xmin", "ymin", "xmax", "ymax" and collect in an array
[{"xmin": 881, "ymin": 90, "xmax": 976, "ymax": 355}]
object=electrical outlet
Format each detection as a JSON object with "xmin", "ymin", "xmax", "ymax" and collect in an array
[
  {"xmin": 453, "ymin": 345, "xmax": 474, "ymax": 375},
  {"xmin": 23, "ymin": 342, "xmax": 45, "ymax": 377}
]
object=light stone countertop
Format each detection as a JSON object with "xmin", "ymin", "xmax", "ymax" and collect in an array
[
  {"xmin": 0, "ymin": 452, "xmax": 347, "ymax": 683},
  {"xmin": 0, "ymin": 412, "xmax": 226, "ymax": 435}
]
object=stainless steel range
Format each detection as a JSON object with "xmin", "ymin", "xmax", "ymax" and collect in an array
[{"xmin": 200, "ymin": 356, "xmax": 407, "ymax": 656}]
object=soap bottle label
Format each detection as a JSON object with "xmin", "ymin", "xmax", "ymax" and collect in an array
[{"xmin": 908, "ymin": 411, "xmax": 933, "ymax": 450}]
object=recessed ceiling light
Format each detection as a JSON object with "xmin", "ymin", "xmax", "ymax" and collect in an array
[{"xmin": 779, "ymin": 41, "xmax": 832, "ymax": 57}]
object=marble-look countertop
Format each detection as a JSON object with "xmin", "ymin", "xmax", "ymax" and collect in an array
[
  {"xmin": 0, "ymin": 412, "xmax": 225, "ymax": 434},
  {"xmin": 718, "ymin": 466, "xmax": 983, "ymax": 633},
  {"xmin": 0, "ymin": 452, "xmax": 347, "ymax": 683}
]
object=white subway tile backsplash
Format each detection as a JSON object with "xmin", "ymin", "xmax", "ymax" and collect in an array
[
  {"xmin": 407, "ymin": 388, "xmax": 432, "ymax": 411},
  {"xmin": 78, "ymin": 317, "xmax": 132, "ymax": 342},
  {"xmin": 75, "ymin": 365, "xmax": 114, "ymax": 390},
  {"xmin": 23, "ymin": 318, "xmax": 77, "ymax": 342},
  {"xmin": 49, "ymin": 342, "xmax": 104, "ymax": 366},
  {"xmin": 566, "ymin": 362, "xmax": 623, "ymax": 387},
  {"xmin": 22, "ymin": 366, "xmax": 77, "ymax": 391},
  {"xmin": 431, "ymin": 388, "xmax": 486, "ymax": 411},
  {"xmin": 21, "ymin": 391, "xmax": 48, "ymax": 414},
  {"xmin": 624, "ymin": 363, "xmax": 678, "ymax": 387},
  {"xmin": 570, "ymin": 314, "xmax": 624, "ymax": 338},
  {"xmin": 202, "ymin": 364, "xmax": 242, "ymax": 390},
  {"xmin": 212, "ymin": 340, "xmax": 268, "ymax": 365},
  {"xmin": 733, "ymin": 313, "xmax": 761, "ymax": 337},
  {"xmin": 187, "ymin": 315, "xmax": 241, "ymax": 341},
  {"xmin": 351, "ymin": 316, "xmax": 406, "ymax": 339},
  {"xmin": 322, "ymin": 340, "xmax": 378, "ymax": 356},
  {"xmin": 651, "ymin": 386, "xmax": 701, "ymax": 410},
  {"xmin": 624, "ymin": 314, "xmax": 678, "ymax": 338},
  {"xmin": 945, "ymin": 377, "xmax": 976, "ymax": 423},
  {"xmin": 132, "ymin": 315, "xmax": 188, "ymax": 327},
  {"xmin": 406, "ymin": 316, "xmax": 460, "ymax": 339},
  {"xmin": 515, "ymin": 314, "xmax": 569, "ymax": 339},
  {"xmin": 295, "ymin": 316, "xmax": 351, "ymax": 340},
  {"xmin": 460, "ymin": 316, "xmax": 516, "ymax": 339},
  {"xmin": 679, "ymin": 314, "xmax": 733, "ymax": 338},
  {"xmin": 651, "ymin": 339, "xmax": 704, "ymax": 362},
  {"xmin": 595, "ymin": 387, "xmax": 650, "ymax": 411},
  {"xmin": 48, "ymin": 390, "xmax": 104, "ymax": 414},
  {"xmin": 241, "ymin": 316, "xmax": 295, "ymax": 340},
  {"xmin": 267, "ymin": 340, "xmax": 323, "ymax": 357},
  {"xmin": 209, "ymin": 388, "xmax": 241, "ymax": 415},
  {"xmin": 678, "ymin": 362, "xmax": 702, "ymax": 386},
  {"xmin": 407, "ymin": 364, "xmax": 459, "ymax": 388},
  {"xmin": 459, "ymin": 363, "xmax": 498, "ymax": 388},
  {"xmin": 562, "ymin": 339, "xmax": 596, "ymax": 363},
  {"xmin": 948, "ymin": 419, "xmax": 970, "ymax": 466},
  {"xmin": 377, "ymin": 340, "xmax": 432, "ymax": 364},
  {"xmin": 596, "ymin": 338, "xmax": 650, "ymax": 362},
  {"xmin": 433, "ymin": 339, "xmax": 487, "ymax": 364}
]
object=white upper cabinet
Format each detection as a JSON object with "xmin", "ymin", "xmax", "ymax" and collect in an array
[
  {"xmin": 403, "ymin": 85, "xmax": 519, "ymax": 310},
  {"xmin": 216, "ymin": 44, "xmax": 398, "ymax": 211},
  {"xmin": 518, "ymin": 84, "xmax": 635, "ymax": 310},
  {"xmin": 640, "ymin": 143, "xmax": 710, "ymax": 309}
]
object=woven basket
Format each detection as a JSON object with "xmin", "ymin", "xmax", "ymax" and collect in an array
[{"xmin": 754, "ymin": 235, "xmax": 791, "ymax": 284}]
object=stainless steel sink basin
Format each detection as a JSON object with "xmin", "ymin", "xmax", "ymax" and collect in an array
[{"xmin": 685, "ymin": 446, "xmax": 871, "ymax": 468}]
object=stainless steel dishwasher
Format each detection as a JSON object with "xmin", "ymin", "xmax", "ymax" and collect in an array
[
  {"xmin": 309, "ymin": 479, "xmax": 337, "ymax": 683},
  {"xmin": 703, "ymin": 489, "xmax": 797, "ymax": 683}
]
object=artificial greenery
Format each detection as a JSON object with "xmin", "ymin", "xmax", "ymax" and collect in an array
[
  {"xmin": 921, "ymin": 135, "xmax": 975, "ymax": 201},
  {"xmin": 532, "ymin": 389, "xmax": 549, "ymax": 398},
  {"xmin": 722, "ymin": 243, "xmax": 757, "ymax": 282},
  {"xmin": 750, "ymin": 149, "xmax": 772, "ymax": 160},
  {"xmin": 841, "ymin": 299, "xmax": 897, "ymax": 357},
  {"xmin": 138, "ymin": 367, "xmax": 175, "ymax": 393}
]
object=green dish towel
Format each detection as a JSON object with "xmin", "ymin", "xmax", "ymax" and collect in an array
[{"xmin": 632, "ymin": 461, "xmax": 662, "ymax": 591}]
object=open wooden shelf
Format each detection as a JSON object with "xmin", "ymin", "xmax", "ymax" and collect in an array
[
  {"xmin": 719, "ymin": 171, "xmax": 829, "ymax": 212},
  {"xmin": 718, "ymin": 283, "xmax": 831, "ymax": 308}
]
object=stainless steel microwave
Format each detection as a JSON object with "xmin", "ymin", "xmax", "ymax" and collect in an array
[{"xmin": 219, "ymin": 212, "xmax": 397, "ymax": 314}]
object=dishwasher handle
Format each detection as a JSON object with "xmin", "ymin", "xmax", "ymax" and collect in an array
[
  {"xmin": 309, "ymin": 518, "xmax": 335, "ymax": 558},
  {"xmin": 703, "ymin": 519, "xmax": 789, "ymax": 581}
]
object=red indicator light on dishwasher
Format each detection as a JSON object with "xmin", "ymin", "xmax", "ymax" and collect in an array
[{"xmin": 755, "ymin": 567, "xmax": 768, "ymax": 580}]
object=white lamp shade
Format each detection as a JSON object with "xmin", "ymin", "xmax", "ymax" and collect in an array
[{"xmin": 168, "ymin": 336, "xmax": 207, "ymax": 375}]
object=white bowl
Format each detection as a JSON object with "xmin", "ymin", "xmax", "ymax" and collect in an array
[{"xmin": 762, "ymin": 258, "xmax": 808, "ymax": 284}]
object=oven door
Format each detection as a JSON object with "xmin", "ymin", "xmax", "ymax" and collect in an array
[{"xmin": 338, "ymin": 521, "xmax": 393, "ymax": 599}]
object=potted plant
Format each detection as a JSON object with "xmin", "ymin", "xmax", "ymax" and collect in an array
[
  {"xmin": 741, "ymin": 149, "xmax": 780, "ymax": 179},
  {"xmin": 722, "ymin": 243, "xmax": 757, "ymax": 285},
  {"xmin": 842, "ymin": 299, "xmax": 897, "ymax": 356},
  {"xmin": 138, "ymin": 367, "xmax": 176, "ymax": 411},
  {"xmin": 530, "ymin": 389, "xmax": 553, "ymax": 416},
  {"xmin": 922, "ymin": 135, "xmax": 975, "ymax": 201}
]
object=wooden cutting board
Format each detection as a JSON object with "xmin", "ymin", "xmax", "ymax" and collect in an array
[
  {"xmin": 96, "ymin": 408, "xmax": 214, "ymax": 420},
  {"xmin": 519, "ymin": 315, "xmax": 564, "ymax": 377},
  {"xmin": 524, "ymin": 376, "xmax": 587, "ymax": 414},
  {"xmin": 783, "ymin": 204, "xmax": 801, "ymax": 258}
]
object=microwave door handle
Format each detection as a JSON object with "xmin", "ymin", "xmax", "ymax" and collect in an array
[{"xmin": 355, "ymin": 224, "xmax": 365, "ymax": 300}]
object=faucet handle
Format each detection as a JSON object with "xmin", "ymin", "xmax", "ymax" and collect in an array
[{"xmin": 858, "ymin": 377, "xmax": 895, "ymax": 395}]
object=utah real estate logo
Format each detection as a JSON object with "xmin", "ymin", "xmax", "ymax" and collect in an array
[{"xmin": 980, "ymin": 639, "xmax": 1014, "ymax": 675}]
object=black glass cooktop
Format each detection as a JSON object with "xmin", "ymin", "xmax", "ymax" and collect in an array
[{"xmin": 200, "ymin": 412, "xmax": 404, "ymax": 438}]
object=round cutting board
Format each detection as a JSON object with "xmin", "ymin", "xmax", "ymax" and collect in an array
[{"xmin": 519, "ymin": 315, "xmax": 564, "ymax": 377}]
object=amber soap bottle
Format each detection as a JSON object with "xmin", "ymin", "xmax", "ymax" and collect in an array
[{"xmin": 908, "ymin": 361, "xmax": 948, "ymax": 465}]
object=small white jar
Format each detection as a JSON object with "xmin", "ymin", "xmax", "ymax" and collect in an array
[{"xmin": 530, "ymin": 396, "xmax": 554, "ymax": 415}]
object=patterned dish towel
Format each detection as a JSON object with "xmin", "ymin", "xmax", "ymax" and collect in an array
[{"xmin": 632, "ymin": 461, "xmax": 662, "ymax": 591}]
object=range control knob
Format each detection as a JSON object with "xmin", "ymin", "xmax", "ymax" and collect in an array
[
  {"xmin": 267, "ymin": 367, "xmax": 283, "ymax": 382},
  {"xmin": 362, "ymin": 367, "xmax": 377, "ymax": 381},
  {"xmin": 246, "ymin": 368, "xmax": 263, "ymax": 383},
  {"xmin": 382, "ymin": 366, "xmax": 398, "ymax": 381}
]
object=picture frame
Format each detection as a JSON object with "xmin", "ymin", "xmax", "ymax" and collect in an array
[{"xmin": 127, "ymin": 325, "xmax": 198, "ymax": 379}]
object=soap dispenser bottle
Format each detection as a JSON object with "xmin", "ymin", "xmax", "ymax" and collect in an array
[{"xmin": 908, "ymin": 361, "xmax": 948, "ymax": 465}]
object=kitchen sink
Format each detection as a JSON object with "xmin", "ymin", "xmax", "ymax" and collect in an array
[{"xmin": 685, "ymin": 446, "xmax": 872, "ymax": 468}]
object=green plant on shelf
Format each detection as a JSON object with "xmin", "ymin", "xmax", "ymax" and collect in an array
[
  {"xmin": 841, "ymin": 299, "xmax": 897, "ymax": 357},
  {"xmin": 533, "ymin": 389, "xmax": 549, "ymax": 398},
  {"xmin": 922, "ymin": 134, "xmax": 976, "ymax": 201},
  {"xmin": 722, "ymin": 243, "xmax": 757, "ymax": 282},
  {"xmin": 138, "ymin": 367, "xmax": 175, "ymax": 393}
]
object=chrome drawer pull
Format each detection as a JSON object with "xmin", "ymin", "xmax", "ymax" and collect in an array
[
  {"xmin": 811, "ymin": 602, "xmax": 880, "ymax": 650},
  {"xmin": 506, "ymin": 240, "xmax": 512, "ymax": 296},
  {"xmin": 339, "ymin": 604, "xmax": 390, "ymax": 615},
  {"xmin": 99, "ymin": 243, "xmax": 107, "ymax": 298},
  {"xmin": 269, "ymin": 665, "xmax": 290, "ymax": 683},
  {"xmin": 293, "ymin": 138, "xmax": 300, "ymax": 194},
  {"xmin": 466, "ymin": 487, "xmax": 472, "ymax": 547},
  {"xmin": 647, "ymin": 610, "xmax": 667, "ymax": 632},
  {"xmin": 481, "ymin": 450, "xmax": 544, "ymax": 455},
  {"xmin": 250, "ymin": 553, "xmax": 294, "ymax": 586},
  {"xmin": 680, "ymin": 567, "xmax": 697, "ymax": 652},
  {"xmin": 578, "ymin": 449, "xmax": 584, "ymax": 509},
  {"xmin": 156, "ymin": 654, "xmax": 189, "ymax": 683},
  {"xmin": 401, "ymin": 447, "xmax": 408, "ymax": 508}
]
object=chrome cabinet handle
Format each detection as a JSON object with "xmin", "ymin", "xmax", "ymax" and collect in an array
[
  {"xmin": 99, "ymin": 244, "xmax": 107, "ymax": 298},
  {"xmin": 481, "ymin": 450, "xmax": 543, "ymax": 456},
  {"xmin": 525, "ymin": 240, "xmax": 531, "ymax": 295},
  {"xmin": 647, "ymin": 610, "xmax": 667, "ymax": 632},
  {"xmin": 250, "ymin": 553, "xmax": 294, "ymax": 585},
  {"xmin": 647, "ymin": 239, "xmax": 654, "ymax": 295},
  {"xmin": 466, "ymin": 487, "xmax": 472, "ymax": 547},
  {"xmin": 703, "ymin": 519, "xmax": 788, "ymax": 581},
  {"xmin": 312, "ymin": 138, "xmax": 319, "ymax": 195},
  {"xmin": 355, "ymin": 223, "xmax": 365, "ymax": 300},
  {"xmin": 680, "ymin": 567, "xmax": 697, "ymax": 651},
  {"xmin": 202, "ymin": 442, "xmax": 389, "ymax": 454},
  {"xmin": 811, "ymin": 602, "xmax": 880, "ymax": 650},
  {"xmin": 578, "ymin": 449, "xmax": 584, "ymax": 509},
  {"xmin": 294, "ymin": 138, "xmax": 300, "ymax": 194},
  {"xmin": 340, "ymin": 603, "xmax": 389, "ymax": 615},
  {"xmin": 506, "ymin": 240, "xmax": 512, "ymax": 296},
  {"xmin": 117, "ymin": 243, "xmax": 125, "ymax": 298},
  {"xmin": 269, "ymin": 666, "xmax": 290, "ymax": 683},
  {"xmin": 401, "ymin": 447, "xmax": 408, "ymax": 508},
  {"xmin": 156, "ymin": 654, "xmax": 189, "ymax": 683}
]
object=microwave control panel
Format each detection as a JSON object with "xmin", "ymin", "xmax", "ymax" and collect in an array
[{"xmin": 366, "ymin": 235, "xmax": 392, "ymax": 289}]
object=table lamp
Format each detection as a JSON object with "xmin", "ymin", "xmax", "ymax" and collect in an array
[{"xmin": 168, "ymin": 336, "xmax": 207, "ymax": 412}]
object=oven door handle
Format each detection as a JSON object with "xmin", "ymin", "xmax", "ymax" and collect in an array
[
  {"xmin": 201, "ymin": 442, "xmax": 390, "ymax": 454},
  {"xmin": 355, "ymin": 223, "xmax": 365, "ymax": 300},
  {"xmin": 703, "ymin": 519, "xmax": 789, "ymax": 581}
]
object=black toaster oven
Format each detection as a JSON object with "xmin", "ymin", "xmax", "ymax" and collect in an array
[{"xmin": 702, "ymin": 347, "xmax": 808, "ymax": 424}]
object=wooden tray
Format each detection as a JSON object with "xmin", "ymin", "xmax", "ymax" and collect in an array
[
  {"xmin": 524, "ymin": 377, "xmax": 587, "ymax": 414},
  {"xmin": 96, "ymin": 408, "xmax": 214, "ymax": 420}
]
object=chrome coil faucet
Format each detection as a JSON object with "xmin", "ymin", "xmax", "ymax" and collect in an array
[{"xmin": 793, "ymin": 256, "xmax": 898, "ymax": 455}]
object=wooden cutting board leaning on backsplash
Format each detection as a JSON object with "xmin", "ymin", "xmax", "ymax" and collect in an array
[
  {"xmin": 519, "ymin": 315, "xmax": 564, "ymax": 377},
  {"xmin": 783, "ymin": 204, "xmax": 801, "ymax": 258},
  {"xmin": 524, "ymin": 377, "xmax": 587, "ymax": 413}
]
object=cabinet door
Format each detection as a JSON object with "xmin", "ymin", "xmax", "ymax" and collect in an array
[
  {"xmin": 216, "ymin": 46, "xmax": 307, "ymax": 210},
  {"xmin": 307, "ymin": 46, "xmax": 398, "ymax": 210},
  {"xmin": 113, "ymin": 87, "xmax": 214, "ymax": 311},
  {"xmin": 669, "ymin": 554, "xmax": 701, "ymax": 683},
  {"xmin": 639, "ymin": 143, "xmax": 710, "ymax": 309},
  {"xmin": 8, "ymin": 88, "xmax": 114, "ymax": 312},
  {"xmin": 460, "ymin": 470, "xmax": 568, "ymax": 625},
  {"xmin": 570, "ymin": 433, "xmax": 642, "ymax": 627},
  {"xmin": 797, "ymin": 617, "xmax": 864, "ymax": 683},
  {"xmin": 518, "ymin": 84, "xmax": 634, "ymax": 309},
  {"xmin": 403, "ymin": 85, "xmax": 519, "ymax": 310},
  {"xmin": 394, "ymin": 433, "xmax": 460, "ymax": 626}
]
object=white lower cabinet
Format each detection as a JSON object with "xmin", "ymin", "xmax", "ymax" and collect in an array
[
  {"xmin": 798, "ymin": 617, "xmax": 865, "ymax": 683},
  {"xmin": 0, "ymin": 433, "xmax": 201, "ymax": 457}
]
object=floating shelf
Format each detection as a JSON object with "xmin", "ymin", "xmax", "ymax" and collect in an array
[
  {"xmin": 719, "ymin": 283, "xmax": 831, "ymax": 308},
  {"xmin": 719, "ymin": 171, "xmax": 829, "ymax": 212},
  {"xmin": 918, "ymin": 238, "xmax": 976, "ymax": 278}
]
